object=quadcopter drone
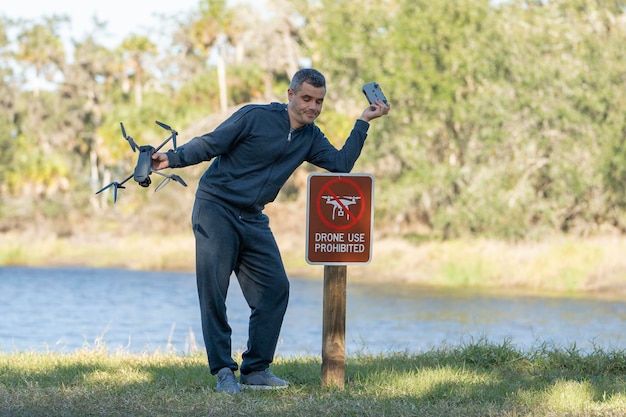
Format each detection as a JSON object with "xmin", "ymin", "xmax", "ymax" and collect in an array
[{"xmin": 96, "ymin": 120, "xmax": 187, "ymax": 202}]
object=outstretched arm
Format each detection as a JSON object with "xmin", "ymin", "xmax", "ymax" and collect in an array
[{"xmin": 306, "ymin": 99, "xmax": 390, "ymax": 173}]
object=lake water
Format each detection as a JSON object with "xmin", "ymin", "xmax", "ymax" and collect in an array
[{"xmin": 1, "ymin": 266, "xmax": 625, "ymax": 356}]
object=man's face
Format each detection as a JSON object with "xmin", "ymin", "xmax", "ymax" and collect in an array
[{"xmin": 287, "ymin": 81, "xmax": 326, "ymax": 129}]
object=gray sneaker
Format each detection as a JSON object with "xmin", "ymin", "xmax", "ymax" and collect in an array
[
  {"xmin": 216, "ymin": 367, "xmax": 241, "ymax": 394},
  {"xmin": 240, "ymin": 368, "xmax": 289, "ymax": 390}
]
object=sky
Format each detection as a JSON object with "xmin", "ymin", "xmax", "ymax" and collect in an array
[{"xmin": 2, "ymin": 0, "xmax": 263, "ymax": 47}]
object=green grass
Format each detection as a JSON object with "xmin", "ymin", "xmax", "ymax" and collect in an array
[{"xmin": 1, "ymin": 340, "xmax": 625, "ymax": 416}]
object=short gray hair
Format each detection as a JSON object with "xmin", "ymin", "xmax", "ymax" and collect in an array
[{"xmin": 289, "ymin": 68, "xmax": 326, "ymax": 92}]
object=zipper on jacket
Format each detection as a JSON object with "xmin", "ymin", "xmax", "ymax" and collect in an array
[{"xmin": 244, "ymin": 127, "xmax": 293, "ymax": 212}]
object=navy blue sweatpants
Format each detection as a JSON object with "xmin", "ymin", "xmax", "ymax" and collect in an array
[{"xmin": 192, "ymin": 198, "xmax": 290, "ymax": 375}]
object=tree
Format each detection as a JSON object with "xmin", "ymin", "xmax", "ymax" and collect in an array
[
  {"xmin": 0, "ymin": 18, "xmax": 18, "ymax": 190},
  {"xmin": 14, "ymin": 16, "xmax": 67, "ymax": 97},
  {"xmin": 61, "ymin": 34, "xmax": 120, "ymax": 210},
  {"xmin": 119, "ymin": 34, "xmax": 158, "ymax": 107},
  {"xmin": 185, "ymin": 0, "xmax": 245, "ymax": 111}
]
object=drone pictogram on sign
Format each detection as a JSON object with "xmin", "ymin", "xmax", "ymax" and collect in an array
[{"xmin": 321, "ymin": 195, "xmax": 361, "ymax": 221}]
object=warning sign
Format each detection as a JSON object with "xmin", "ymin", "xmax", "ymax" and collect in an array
[{"xmin": 306, "ymin": 173, "xmax": 374, "ymax": 265}]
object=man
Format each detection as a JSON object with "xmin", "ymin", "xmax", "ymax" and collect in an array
[{"xmin": 151, "ymin": 69, "xmax": 390, "ymax": 394}]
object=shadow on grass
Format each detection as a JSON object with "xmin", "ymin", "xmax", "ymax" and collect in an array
[{"xmin": 1, "ymin": 340, "xmax": 625, "ymax": 416}]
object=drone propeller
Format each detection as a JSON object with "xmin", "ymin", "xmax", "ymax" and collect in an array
[
  {"xmin": 155, "ymin": 120, "xmax": 173, "ymax": 131},
  {"xmin": 95, "ymin": 182, "xmax": 126, "ymax": 203},
  {"xmin": 155, "ymin": 120, "xmax": 178, "ymax": 150},
  {"xmin": 120, "ymin": 122, "xmax": 138, "ymax": 152},
  {"xmin": 152, "ymin": 171, "xmax": 188, "ymax": 192},
  {"xmin": 95, "ymin": 173, "xmax": 133, "ymax": 203},
  {"xmin": 170, "ymin": 174, "xmax": 187, "ymax": 187},
  {"xmin": 95, "ymin": 182, "xmax": 117, "ymax": 194},
  {"xmin": 154, "ymin": 178, "xmax": 171, "ymax": 193}
]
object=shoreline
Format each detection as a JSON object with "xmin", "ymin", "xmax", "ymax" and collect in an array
[{"xmin": 2, "ymin": 230, "xmax": 626, "ymax": 299}]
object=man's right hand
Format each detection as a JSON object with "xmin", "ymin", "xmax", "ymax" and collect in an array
[{"xmin": 151, "ymin": 152, "xmax": 170, "ymax": 171}]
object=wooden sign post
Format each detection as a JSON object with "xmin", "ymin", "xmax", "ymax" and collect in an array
[
  {"xmin": 306, "ymin": 174, "xmax": 374, "ymax": 388},
  {"xmin": 321, "ymin": 265, "xmax": 347, "ymax": 387}
]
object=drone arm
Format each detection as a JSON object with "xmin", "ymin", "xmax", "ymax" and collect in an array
[
  {"xmin": 118, "ymin": 173, "xmax": 134, "ymax": 187},
  {"xmin": 152, "ymin": 170, "xmax": 170, "ymax": 179},
  {"xmin": 153, "ymin": 135, "xmax": 173, "ymax": 153},
  {"xmin": 95, "ymin": 173, "xmax": 134, "ymax": 194}
]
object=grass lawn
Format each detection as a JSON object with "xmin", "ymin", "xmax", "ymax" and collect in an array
[{"xmin": 1, "ymin": 339, "xmax": 625, "ymax": 416}]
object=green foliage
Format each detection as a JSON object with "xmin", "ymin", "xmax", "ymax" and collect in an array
[
  {"xmin": 291, "ymin": 0, "xmax": 626, "ymax": 239},
  {"xmin": 3, "ymin": 0, "xmax": 626, "ymax": 240}
]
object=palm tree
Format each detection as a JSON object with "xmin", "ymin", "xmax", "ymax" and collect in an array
[
  {"xmin": 119, "ymin": 34, "xmax": 158, "ymax": 107},
  {"xmin": 15, "ymin": 16, "xmax": 67, "ymax": 97},
  {"xmin": 187, "ymin": 0, "xmax": 244, "ymax": 112}
]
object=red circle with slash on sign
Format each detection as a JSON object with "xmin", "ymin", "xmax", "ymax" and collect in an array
[{"xmin": 315, "ymin": 177, "xmax": 366, "ymax": 230}]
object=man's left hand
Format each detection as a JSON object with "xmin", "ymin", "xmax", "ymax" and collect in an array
[{"xmin": 360, "ymin": 100, "xmax": 391, "ymax": 123}]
